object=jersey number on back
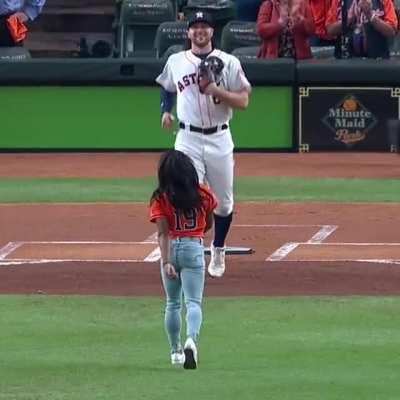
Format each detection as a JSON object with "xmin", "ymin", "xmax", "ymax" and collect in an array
[{"xmin": 174, "ymin": 209, "xmax": 198, "ymax": 231}]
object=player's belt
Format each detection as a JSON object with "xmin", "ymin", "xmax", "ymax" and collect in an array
[{"xmin": 179, "ymin": 122, "xmax": 228, "ymax": 135}]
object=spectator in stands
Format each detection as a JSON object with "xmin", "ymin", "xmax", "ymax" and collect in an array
[
  {"xmin": 235, "ymin": 0, "xmax": 263, "ymax": 21},
  {"xmin": 326, "ymin": 0, "xmax": 398, "ymax": 58},
  {"xmin": 257, "ymin": 0, "xmax": 315, "ymax": 59},
  {"xmin": 178, "ymin": 0, "xmax": 187, "ymax": 19},
  {"xmin": 0, "ymin": 0, "xmax": 46, "ymax": 47},
  {"xmin": 309, "ymin": 0, "xmax": 337, "ymax": 44}
]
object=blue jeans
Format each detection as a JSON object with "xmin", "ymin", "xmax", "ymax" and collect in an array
[{"xmin": 160, "ymin": 237, "xmax": 205, "ymax": 352}]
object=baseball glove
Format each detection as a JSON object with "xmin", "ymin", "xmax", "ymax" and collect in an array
[{"xmin": 198, "ymin": 56, "xmax": 224, "ymax": 94}]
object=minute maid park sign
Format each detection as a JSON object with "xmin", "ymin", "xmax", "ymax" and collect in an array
[{"xmin": 322, "ymin": 95, "xmax": 378, "ymax": 146}]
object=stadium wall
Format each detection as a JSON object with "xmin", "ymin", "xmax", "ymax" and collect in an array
[
  {"xmin": 0, "ymin": 86, "xmax": 292, "ymax": 150},
  {"xmin": 1, "ymin": 58, "xmax": 399, "ymax": 151}
]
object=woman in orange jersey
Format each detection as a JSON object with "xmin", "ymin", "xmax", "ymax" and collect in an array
[{"xmin": 150, "ymin": 150, "xmax": 217, "ymax": 370}]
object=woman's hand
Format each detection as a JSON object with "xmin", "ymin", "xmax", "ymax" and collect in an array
[{"xmin": 163, "ymin": 262, "xmax": 178, "ymax": 279}]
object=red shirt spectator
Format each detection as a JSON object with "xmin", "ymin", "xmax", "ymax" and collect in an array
[
  {"xmin": 326, "ymin": 0, "xmax": 397, "ymax": 58},
  {"xmin": 326, "ymin": 0, "xmax": 397, "ymax": 30},
  {"xmin": 257, "ymin": 0, "xmax": 315, "ymax": 59},
  {"xmin": 310, "ymin": 0, "xmax": 333, "ymax": 40}
]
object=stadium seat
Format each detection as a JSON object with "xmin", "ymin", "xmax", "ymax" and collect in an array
[
  {"xmin": 184, "ymin": 0, "xmax": 235, "ymax": 21},
  {"xmin": 221, "ymin": 20, "xmax": 261, "ymax": 53},
  {"xmin": 117, "ymin": 0, "xmax": 175, "ymax": 57},
  {"xmin": 162, "ymin": 43, "xmax": 185, "ymax": 59},
  {"xmin": 0, "ymin": 47, "xmax": 31, "ymax": 61},
  {"xmin": 154, "ymin": 20, "xmax": 188, "ymax": 58},
  {"xmin": 311, "ymin": 46, "xmax": 335, "ymax": 59},
  {"xmin": 231, "ymin": 45, "xmax": 259, "ymax": 59}
]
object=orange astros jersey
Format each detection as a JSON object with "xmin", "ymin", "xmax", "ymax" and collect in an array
[{"xmin": 150, "ymin": 184, "xmax": 217, "ymax": 239}]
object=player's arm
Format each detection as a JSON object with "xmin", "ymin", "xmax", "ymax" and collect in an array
[
  {"xmin": 160, "ymin": 87, "xmax": 176, "ymax": 130},
  {"xmin": 156, "ymin": 217, "xmax": 177, "ymax": 279},
  {"xmin": 204, "ymin": 85, "xmax": 250, "ymax": 110},
  {"xmin": 156, "ymin": 58, "xmax": 177, "ymax": 130}
]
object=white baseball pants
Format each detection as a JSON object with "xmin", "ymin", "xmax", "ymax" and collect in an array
[{"xmin": 174, "ymin": 127, "xmax": 234, "ymax": 217}]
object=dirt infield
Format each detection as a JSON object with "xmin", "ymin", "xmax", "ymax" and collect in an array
[
  {"xmin": 1, "ymin": 152, "xmax": 399, "ymax": 296},
  {"xmin": 0, "ymin": 152, "xmax": 399, "ymax": 178}
]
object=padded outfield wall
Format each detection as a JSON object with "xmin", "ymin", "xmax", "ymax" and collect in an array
[
  {"xmin": 0, "ymin": 86, "xmax": 292, "ymax": 150},
  {"xmin": 1, "ymin": 58, "xmax": 400, "ymax": 151}
]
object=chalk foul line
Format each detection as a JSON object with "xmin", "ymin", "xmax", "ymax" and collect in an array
[
  {"xmin": 0, "ymin": 242, "xmax": 23, "ymax": 260},
  {"xmin": 307, "ymin": 225, "xmax": 338, "ymax": 244},
  {"xmin": 266, "ymin": 225, "xmax": 337, "ymax": 262}
]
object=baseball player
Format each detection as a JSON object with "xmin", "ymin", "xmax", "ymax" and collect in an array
[
  {"xmin": 156, "ymin": 11, "xmax": 251, "ymax": 278},
  {"xmin": 150, "ymin": 149, "xmax": 218, "ymax": 369}
]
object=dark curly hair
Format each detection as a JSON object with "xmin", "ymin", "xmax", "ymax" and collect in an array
[{"xmin": 151, "ymin": 150, "xmax": 201, "ymax": 213}]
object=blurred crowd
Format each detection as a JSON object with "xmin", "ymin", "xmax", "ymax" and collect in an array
[
  {"xmin": 0, "ymin": 0, "xmax": 399, "ymax": 60},
  {"xmin": 0, "ymin": 0, "xmax": 46, "ymax": 47},
  {"xmin": 256, "ymin": 0, "xmax": 398, "ymax": 59}
]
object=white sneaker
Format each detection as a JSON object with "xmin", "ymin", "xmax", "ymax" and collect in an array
[
  {"xmin": 208, "ymin": 244, "xmax": 226, "ymax": 278},
  {"xmin": 183, "ymin": 338, "xmax": 198, "ymax": 370},
  {"xmin": 171, "ymin": 351, "xmax": 185, "ymax": 365}
]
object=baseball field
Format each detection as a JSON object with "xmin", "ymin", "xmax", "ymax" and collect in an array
[{"xmin": 1, "ymin": 152, "xmax": 400, "ymax": 400}]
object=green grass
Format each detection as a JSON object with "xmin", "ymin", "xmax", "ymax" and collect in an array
[
  {"xmin": 1, "ymin": 177, "xmax": 400, "ymax": 203},
  {"xmin": 1, "ymin": 296, "xmax": 400, "ymax": 400}
]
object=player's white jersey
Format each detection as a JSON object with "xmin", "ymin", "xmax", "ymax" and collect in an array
[{"xmin": 156, "ymin": 49, "xmax": 251, "ymax": 128}]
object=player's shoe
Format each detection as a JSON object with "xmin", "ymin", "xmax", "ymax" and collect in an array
[
  {"xmin": 171, "ymin": 350, "xmax": 185, "ymax": 365},
  {"xmin": 183, "ymin": 338, "xmax": 198, "ymax": 370},
  {"xmin": 208, "ymin": 244, "xmax": 226, "ymax": 278}
]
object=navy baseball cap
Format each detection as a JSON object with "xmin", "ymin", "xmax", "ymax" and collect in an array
[{"xmin": 187, "ymin": 11, "xmax": 214, "ymax": 28}]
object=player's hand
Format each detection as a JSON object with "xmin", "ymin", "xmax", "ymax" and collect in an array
[
  {"xmin": 163, "ymin": 262, "xmax": 178, "ymax": 279},
  {"xmin": 12, "ymin": 12, "xmax": 29, "ymax": 22},
  {"xmin": 203, "ymin": 82, "xmax": 220, "ymax": 96},
  {"xmin": 161, "ymin": 112, "xmax": 175, "ymax": 130}
]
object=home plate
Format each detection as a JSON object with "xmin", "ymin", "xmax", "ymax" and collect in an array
[{"xmin": 204, "ymin": 246, "xmax": 254, "ymax": 255}]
